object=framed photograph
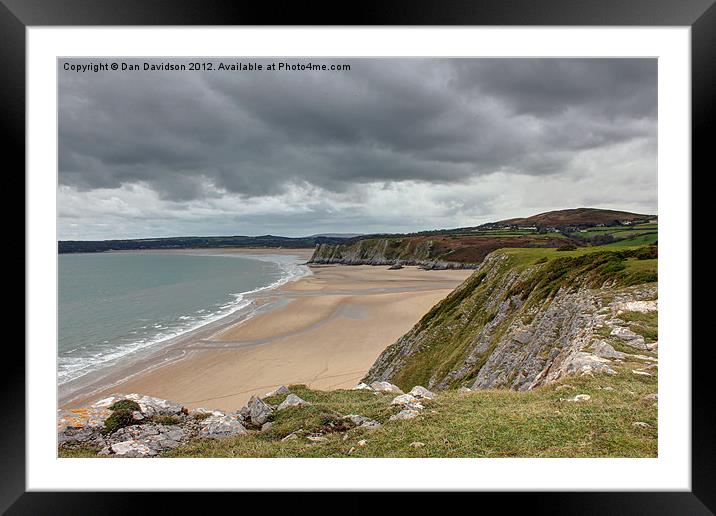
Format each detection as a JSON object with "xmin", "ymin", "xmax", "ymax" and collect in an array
[{"xmin": 8, "ymin": 0, "xmax": 709, "ymax": 511}]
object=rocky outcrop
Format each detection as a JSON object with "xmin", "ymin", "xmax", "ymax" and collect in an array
[
  {"xmin": 363, "ymin": 248, "xmax": 658, "ymax": 393},
  {"xmin": 58, "ymin": 393, "xmax": 248, "ymax": 457},
  {"xmin": 310, "ymin": 238, "xmax": 478, "ymax": 269},
  {"xmin": 247, "ymin": 395, "xmax": 273, "ymax": 425}
]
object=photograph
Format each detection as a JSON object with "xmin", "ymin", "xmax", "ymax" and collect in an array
[{"xmin": 55, "ymin": 57, "xmax": 660, "ymax": 459}]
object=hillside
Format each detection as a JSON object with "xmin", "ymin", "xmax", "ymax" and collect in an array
[
  {"xmin": 59, "ymin": 244, "xmax": 657, "ymax": 458},
  {"xmin": 309, "ymin": 208, "xmax": 656, "ymax": 267},
  {"xmin": 496, "ymin": 207, "xmax": 654, "ymax": 228},
  {"xmin": 364, "ymin": 246, "xmax": 657, "ymax": 391}
]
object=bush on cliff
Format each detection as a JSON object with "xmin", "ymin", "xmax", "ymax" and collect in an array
[
  {"xmin": 103, "ymin": 409, "xmax": 136, "ymax": 434},
  {"xmin": 109, "ymin": 399, "xmax": 141, "ymax": 412}
]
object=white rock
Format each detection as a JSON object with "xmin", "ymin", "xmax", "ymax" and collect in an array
[
  {"xmin": 306, "ymin": 435, "xmax": 327, "ymax": 442},
  {"xmin": 592, "ymin": 340, "xmax": 625, "ymax": 360},
  {"xmin": 410, "ymin": 442, "xmax": 425, "ymax": 449},
  {"xmin": 122, "ymin": 393, "xmax": 185, "ymax": 417},
  {"xmin": 632, "ymin": 421, "xmax": 651, "ymax": 429},
  {"xmin": 408, "ymin": 386, "xmax": 435, "ymax": 399},
  {"xmin": 391, "ymin": 393, "xmax": 419, "ymax": 406},
  {"xmin": 614, "ymin": 300, "xmax": 657, "ymax": 313},
  {"xmin": 357, "ymin": 439, "xmax": 367, "ymax": 447},
  {"xmin": 199, "ymin": 414, "xmax": 247, "ymax": 438},
  {"xmin": 189, "ymin": 407, "xmax": 225, "ymax": 418},
  {"xmin": 566, "ymin": 394, "xmax": 591, "ymax": 402},
  {"xmin": 264, "ymin": 385, "xmax": 290, "ymax": 398},
  {"xmin": 370, "ymin": 381, "xmax": 404, "ymax": 395},
  {"xmin": 110, "ymin": 440, "xmax": 154, "ymax": 457},
  {"xmin": 281, "ymin": 433, "xmax": 298, "ymax": 442},
  {"xmin": 389, "ymin": 409, "xmax": 420, "ymax": 421},
  {"xmin": 632, "ymin": 369, "xmax": 652, "ymax": 377},
  {"xmin": 353, "ymin": 383, "xmax": 373, "ymax": 391},
  {"xmin": 610, "ymin": 327, "xmax": 648, "ymax": 350},
  {"xmin": 247, "ymin": 395, "xmax": 273, "ymax": 425},
  {"xmin": 277, "ymin": 394, "xmax": 311, "ymax": 411},
  {"xmin": 457, "ymin": 386, "xmax": 473, "ymax": 394}
]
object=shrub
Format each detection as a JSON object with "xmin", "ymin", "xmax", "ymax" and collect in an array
[
  {"xmin": 103, "ymin": 409, "xmax": 136, "ymax": 434},
  {"xmin": 193, "ymin": 413, "xmax": 211, "ymax": 421},
  {"xmin": 109, "ymin": 399, "xmax": 141, "ymax": 412},
  {"xmin": 534, "ymin": 257, "xmax": 548, "ymax": 264},
  {"xmin": 556, "ymin": 244, "xmax": 577, "ymax": 251}
]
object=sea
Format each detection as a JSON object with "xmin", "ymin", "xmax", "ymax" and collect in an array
[{"xmin": 58, "ymin": 251, "xmax": 310, "ymax": 395}]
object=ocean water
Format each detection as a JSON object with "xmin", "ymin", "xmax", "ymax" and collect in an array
[{"xmin": 58, "ymin": 251, "xmax": 309, "ymax": 388}]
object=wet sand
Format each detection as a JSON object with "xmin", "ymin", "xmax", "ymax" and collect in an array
[{"xmin": 62, "ymin": 253, "xmax": 472, "ymax": 411}]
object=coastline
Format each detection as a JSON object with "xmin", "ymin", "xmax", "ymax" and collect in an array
[{"xmin": 60, "ymin": 252, "xmax": 471, "ymax": 411}]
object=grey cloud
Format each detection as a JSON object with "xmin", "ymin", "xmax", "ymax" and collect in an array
[
  {"xmin": 59, "ymin": 58, "xmax": 656, "ymax": 202},
  {"xmin": 58, "ymin": 58, "xmax": 657, "ymax": 239}
]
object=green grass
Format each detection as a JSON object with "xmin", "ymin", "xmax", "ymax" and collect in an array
[
  {"xmin": 603, "ymin": 233, "xmax": 658, "ymax": 247},
  {"xmin": 59, "ymin": 446, "xmax": 102, "ymax": 458},
  {"xmin": 162, "ymin": 361, "xmax": 657, "ymax": 458},
  {"xmin": 152, "ymin": 415, "xmax": 180, "ymax": 425}
]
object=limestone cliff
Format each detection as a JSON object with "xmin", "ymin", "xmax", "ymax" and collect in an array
[
  {"xmin": 310, "ymin": 238, "xmax": 478, "ymax": 269},
  {"xmin": 309, "ymin": 234, "xmax": 569, "ymax": 269},
  {"xmin": 363, "ymin": 247, "xmax": 658, "ymax": 392}
]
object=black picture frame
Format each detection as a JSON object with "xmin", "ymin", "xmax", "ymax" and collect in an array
[{"xmin": 5, "ymin": 0, "xmax": 708, "ymax": 513}]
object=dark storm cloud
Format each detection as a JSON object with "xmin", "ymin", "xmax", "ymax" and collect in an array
[{"xmin": 58, "ymin": 58, "xmax": 656, "ymax": 201}]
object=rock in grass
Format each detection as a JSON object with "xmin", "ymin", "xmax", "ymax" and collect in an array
[
  {"xmin": 111, "ymin": 440, "xmax": 154, "ymax": 458},
  {"xmin": 370, "ymin": 381, "xmax": 404, "ymax": 395},
  {"xmin": 557, "ymin": 352, "xmax": 617, "ymax": 378},
  {"xmin": 264, "ymin": 385, "xmax": 290, "ymax": 398},
  {"xmin": 566, "ymin": 394, "xmax": 591, "ymax": 402},
  {"xmin": 353, "ymin": 383, "xmax": 373, "ymax": 391},
  {"xmin": 248, "ymin": 395, "xmax": 273, "ymax": 426},
  {"xmin": 591, "ymin": 340, "xmax": 626, "ymax": 360},
  {"xmin": 410, "ymin": 442, "xmax": 425, "ymax": 449},
  {"xmin": 404, "ymin": 402, "xmax": 425, "ymax": 411},
  {"xmin": 610, "ymin": 327, "xmax": 648, "ymax": 350},
  {"xmin": 389, "ymin": 409, "xmax": 420, "ymax": 421},
  {"xmin": 277, "ymin": 394, "xmax": 311, "ymax": 411},
  {"xmin": 343, "ymin": 414, "xmax": 381, "ymax": 429},
  {"xmin": 281, "ymin": 433, "xmax": 298, "ymax": 442},
  {"xmin": 457, "ymin": 386, "xmax": 473, "ymax": 394},
  {"xmin": 632, "ymin": 421, "xmax": 651, "ymax": 429},
  {"xmin": 107, "ymin": 424, "xmax": 186, "ymax": 456},
  {"xmin": 632, "ymin": 369, "xmax": 652, "ymax": 377},
  {"xmin": 199, "ymin": 414, "xmax": 247, "ymax": 438},
  {"xmin": 614, "ymin": 300, "xmax": 658, "ymax": 313},
  {"xmin": 409, "ymin": 386, "xmax": 435, "ymax": 399},
  {"xmin": 189, "ymin": 407, "xmax": 225, "ymax": 418},
  {"xmin": 643, "ymin": 393, "xmax": 658, "ymax": 402},
  {"xmin": 391, "ymin": 393, "xmax": 419, "ymax": 406}
]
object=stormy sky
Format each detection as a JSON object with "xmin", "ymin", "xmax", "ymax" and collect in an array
[{"xmin": 58, "ymin": 58, "xmax": 657, "ymax": 240}]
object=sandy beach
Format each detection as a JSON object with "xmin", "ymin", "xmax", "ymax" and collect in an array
[{"xmin": 62, "ymin": 250, "xmax": 472, "ymax": 411}]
